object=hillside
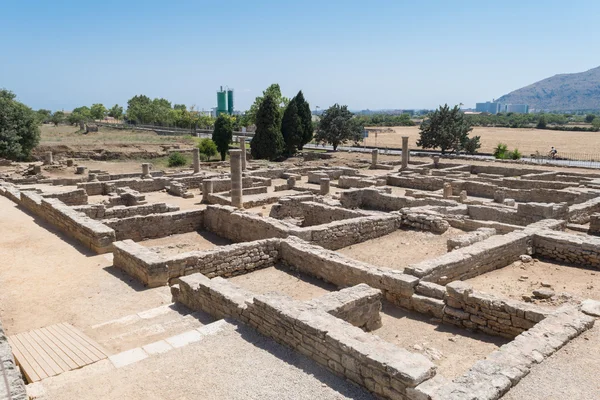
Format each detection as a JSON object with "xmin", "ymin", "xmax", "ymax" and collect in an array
[{"xmin": 497, "ymin": 66, "xmax": 600, "ymax": 111}]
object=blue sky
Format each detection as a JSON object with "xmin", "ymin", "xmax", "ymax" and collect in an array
[{"xmin": 1, "ymin": 0, "xmax": 599, "ymax": 112}]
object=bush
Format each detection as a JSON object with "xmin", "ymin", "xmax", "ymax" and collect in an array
[
  {"xmin": 493, "ymin": 143, "xmax": 509, "ymax": 159},
  {"xmin": 0, "ymin": 89, "xmax": 40, "ymax": 160},
  {"xmin": 197, "ymin": 138, "xmax": 218, "ymax": 161},
  {"xmin": 536, "ymin": 116, "xmax": 547, "ymax": 129},
  {"xmin": 463, "ymin": 135, "xmax": 481, "ymax": 155},
  {"xmin": 167, "ymin": 152, "xmax": 187, "ymax": 167},
  {"xmin": 509, "ymin": 148, "xmax": 522, "ymax": 160}
]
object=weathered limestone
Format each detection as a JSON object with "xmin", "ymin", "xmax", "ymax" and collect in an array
[
  {"xmin": 66, "ymin": 159, "xmax": 74, "ymax": 167},
  {"xmin": 229, "ymin": 150, "xmax": 243, "ymax": 208},
  {"xmin": 0, "ymin": 319, "xmax": 27, "ymax": 400},
  {"xmin": 44, "ymin": 151, "xmax": 53, "ymax": 165},
  {"xmin": 320, "ymin": 177, "xmax": 330, "ymax": 195},
  {"xmin": 202, "ymin": 179, "xmax": 214, "ymax": 204},
  {"xmin": 192, "ymin": 148, "xmax": 200, "ymax": 173},
  {"xmin": 447, "ymin": 227, "xmax": 497, "ymax": 251},
  {"xmin": 371, "ymin": 149, "xmax": 378, "ymax": 168},
  {"xmin": 401, "ymin": 136, "xmax": 409, "ymax": 169},
  {"xmin": 443, "ymin": 182, "xmax": 453, "ymax": 198},
  {"xmin": 141, "ymin": 163, "xmax": 151, "ymax": 179},
  {"xmin": 88, "ymin": 173, "xmax": 99, "ymax": 182},
  {"xmin": 432, "ymin": 155, "xmax": 440, "ymax": 168},
  {"xmin": 239, "ymin": 137, "xmax": 247, "ymax": 171},
  {"xmin": 286, "ymin": 176, "xmax": 296, "ymax": 189}
]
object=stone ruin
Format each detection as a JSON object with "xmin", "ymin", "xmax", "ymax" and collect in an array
[{"xmin": 2, "ymin": 154, "xmax": 600, "ymax": 400}]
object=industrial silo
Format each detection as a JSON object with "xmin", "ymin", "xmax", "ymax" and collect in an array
[
  {"xmin": 227, "ymin": 89, "xmax": 234, "ymax": 115},
  {"xmin": 217, "ymin": 86, "xmax": 227, "ymax": 115}
]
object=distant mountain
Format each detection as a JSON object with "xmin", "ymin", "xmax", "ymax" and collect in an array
[{"xmin": 497, "ymin": 66, "xmax": 600, "ymax": 112}]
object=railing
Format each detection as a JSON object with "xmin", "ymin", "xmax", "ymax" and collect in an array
[{"xmin": 525, "ymin": 152, "xmax": 600, "ymax": 168}]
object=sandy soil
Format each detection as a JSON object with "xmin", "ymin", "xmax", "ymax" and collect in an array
[
  {"xmin": 40, "ymin": 321, "xmax": 373, "ymax": 400},
  {"xmin": 502, "ymin": 323, "xmax": 600, "ymax": 400},
  {"xmin": 228, "ymin": 266, "xmax": 337, "ymax": 301},
  {"xmin": 140, "ymin": 231, "xmax": 231, "ymax": 256},
  {"xmin": 466, "ymin": 260, "xmax": 600, "ymax": 306},
  {"xmin": 372, "ymin": 304, "xmax": 508, "ymax": 379},
  {"xmin": 0, "ymin": 196, "xmax": 172, "ymax": 335},
  {"xmin": 337, "ymin": 228, "xmax": 465, "ymax": 271},
  {"xmin": 362, "ymin": 126, "xmax": 600, "ymax": 155}
]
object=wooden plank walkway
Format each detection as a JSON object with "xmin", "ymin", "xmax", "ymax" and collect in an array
[{"xmin": 7, "ymin": 323, "xmax": 109, "ymax": 383}]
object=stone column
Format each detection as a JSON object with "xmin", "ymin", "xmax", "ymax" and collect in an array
[
  {"xmin": 75, "ymin": 166, "xmax": 86, "ymax": 175},
  {"xmin": 202, "ymin": 179, "xmax": 213, "ymax": 203},
  {"xmin": 88, "ymin": 173, "xmax": 98, "ymax": 182},
  {"xmin": 320, "ymin": 178, "xmax": 330, "ymax": 195},
  {"xmin": 443, "ymin": 183, "xmax": 453, "ymax": 198},
  {"xmin": 371, "ymin": 149, "xmax": 378, "ymax": 168},
  {"xmin": 193, "ymin": 148, "xmax": 200, "ymax": 173},
  {"xmin": 459, "ymin": 190, "xmax": 468, "ymax": 202},
  {"xmin": 44, "ymin": 152, "xmax": 53, "ymax": 165},
  {"xmin": 433, "ymin": 156, "xmax": 440, "ymax": 168},
  {"xmin": 287, "ymin": 176, "xmax": 296, "ymax": 189},
  {"xmin": 494, "ymin": 189, "xmax": 506, "ymax": 203},
  {"xmin": 401, "ymin": 137, "xmax": 409, "ymax": 169},
  {"xmin": 230, "ymin": 149, "xmax": 243, "ymax": 208},
  {"xmin": 141, "ymin": 163, "xmax": 151, "ymax": 179},
  {"xmin": 239, "ymin": 137, "xmax": 247, "ymax": 171},
  {"xmin": 66, "ymin": 159, "xmax": 74, "ymax": 167},
  {"xmin": 33, "ymin": 165, "xmax": 42, "ymax": 174}
]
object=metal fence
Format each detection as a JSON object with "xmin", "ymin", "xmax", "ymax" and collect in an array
[{"xmin": 525, "ymin": 152, "xmax": 600, "ymax": 168}]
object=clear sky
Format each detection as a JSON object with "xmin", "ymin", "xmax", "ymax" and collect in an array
[{"xmin": 1, "ymin": 0, "xmax": 599, "ymax": 112}]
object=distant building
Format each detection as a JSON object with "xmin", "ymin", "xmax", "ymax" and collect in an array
[
  {"xmin": 476, "ymin": 102, "xmax": 502, "ymax": 114},
  {"xmin": 503, "ymin": 104, "xmax": 529, "ymax": 114}
]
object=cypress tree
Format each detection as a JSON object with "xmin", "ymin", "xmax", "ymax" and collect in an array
[
  {"xmin": 212, "ymin": 114, "xmax": 233, "ymax": 161},
  {"xmin": 281, "ymin": 97, "xmax": 303, "ymax": 156},
  {"xmin": 295, "ymin": 91, "xmax": 313, "ymax": 150},
  {"xmin": 250, "ymin": 94, "xmax": 284, "ymax": 160}
]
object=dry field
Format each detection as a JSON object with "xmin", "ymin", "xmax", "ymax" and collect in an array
[{"xmin": 364, "ymin": 126, "xmax": 600, "ymax": 155}]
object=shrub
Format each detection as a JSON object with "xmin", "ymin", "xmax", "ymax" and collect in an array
[
  {"xmin": 167, "ymin": 152, "xmax": 187, "ymax": 167},
  {"xmin": 463, "ymin": 135, "xmax": 481, "ymax": 155},
  {"xmin": 509, "ymin": 148, "xmax": 522, "ymax": 160},
  {"xmin": 493, "ymin": 143, "xmax": 509, "ymax": 159},
  {"xmin": 197, "ymin": 138, "xmax": 218, "ymax": 161}
]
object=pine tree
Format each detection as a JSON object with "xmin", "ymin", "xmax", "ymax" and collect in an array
[
  {"xmin": 417, "ymin": 104, "xmax": 476, "ymax": 154},
  {"xmin": 281, "ymin": 98, "xmax": 303, "ymax": 156},
  {"xmin": 295, "ymin": 91, "xmax": 313, "ymax": 149},
  {"xmin": 212, "ymin": 114, "xmax": 233, "ymax": 161},
  {"xmin": 250, "ymin": 94, "xmax": 284, "ymax": 160}
]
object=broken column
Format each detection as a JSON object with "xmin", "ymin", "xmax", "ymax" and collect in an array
[
  {"xmin": 401, "ymin": 137, "xmax": 409, "ymax": 169},
  {"xmin": 75, "ymin": 166, "xmax": 86, "ymax": 175},
  {"xmin": 239, "ymin": 137, "xmax": 247, "ymax": 171},
  {"xmin": 193, "ymin": 148, "xmax": 200, "ymax": 173},
  {"xmin": 443, "ymin": 182, "xmax": 453, "ymax": 198},
  {"xmin": 459, "ymin": 190, "xmax": 468, "ymax": 202},
  {"xmin": 88, "ymin": 173, "xmax": 98, "ymax": 182},
  {"xmin": 141, "ymin": 163, "xmax": 151, "ymax": 179},
  {"xmin": 433, "ymin": 156, "xmax": 440, "ymax": 168},
  {"xmin": 287, "ymin": 176, "xmax": 296, "ymax": 189},
  {"xmin": 202, "ymin": 179, "xmax": 213, "ymax": 203},
  {"xmin": 494, "ymin": 189, "xmax": 506, "ymax": 203},
  {"xmin": 44, "ymin": 152, "xmax": 53, "ymax": 165},
  {"xmin": 230, "ymin": 149, "xmax": 243, "ymax": 208},
  {"xmin": 320, "ymin": 178, "xmax": 330, "ymax": 195},
  {"xmin": 371, "ymin": 149, "xmax": 378, "ymax": 168},
  {"xmin": 66, "ymin": 159, "xmax": 74, "ymax": 167}
]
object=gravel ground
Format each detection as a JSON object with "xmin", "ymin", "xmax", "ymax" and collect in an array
[{"xmin": 41, "ymin": 320, "xmax": 374, "ymax": 400}]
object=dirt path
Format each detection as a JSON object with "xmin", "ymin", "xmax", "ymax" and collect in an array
[{"xmin": 0, "ymin": 196, "xmax": 171, "ymax": 335}]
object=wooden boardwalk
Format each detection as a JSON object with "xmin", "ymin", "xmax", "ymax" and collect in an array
[{"xmin": 7, "ymin": 323, "xmax": 109, "ymax": 383}]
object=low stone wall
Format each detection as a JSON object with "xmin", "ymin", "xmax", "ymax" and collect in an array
[
  {"xmin": 405, "ymin": 231, "xmax": 531, "ymax": 284},
  {"xmin": 72, "ymin": 203, "xmax": 178, "ymax": 219},
  {"xmin": 0, "ymin": 319, "xmax": 27, "ymax": 400},
  {"xmin": 467, "ymin": 202, "xmax": 568, "ymax": 226},
  {"xmin": 337, "ymin": 175, "xmax": 385, "ymax": 189},
  {"xmin": 447, "ymin": 227, "xmax": 497, "ymax": 251},
  {"xmin": 413, "ymin": 306, "xmax": 594, "ymax": 400},
  {"xmin": 533, "ymin": 230, "xmax": 600, "ymax": 268},
  {"xmin": 307, "ymin": 167, "xmax": 357, "ymax": 184},
  {"xmin": 340, "ymin": 188, "xmax": 456, "ymax": 212},
  {"xmin": 173, "ymin": 274, "xmax": 436, "ymax": 400},
  {"xmin": 78, "ymin": 177, "xmax": 170, "ymax": 195},
  {"xmin": 280, "ymin": 238, "xmax": 419, "ymax": 309},
  {"xmin": 113, "ymin": 238, "xmax": 280, "ymax": 287},
  {"xmin": 396, "ymin": 210, "xmax": 450, "ymax": 233},
  {"xmin": 569, "ymin": 198, "xmax": 600, "ymax": 224},
  {"xmin": 41, "ymin": 188, "xmax": 88, "ymax": 205},
  {"xmin": 103, "ymin": 209, "xmax": 204, "ymax": 241},
  {"xmin": 20, "ymin": 192, "xmax": 115, "ymax": 253},
  {"xmin": 270, "ymin": 198, "xmax": 365, "ymax": 226},
  {"xmin": 387, "ymin": 174, "xmax": 446, "ymax": 191}
]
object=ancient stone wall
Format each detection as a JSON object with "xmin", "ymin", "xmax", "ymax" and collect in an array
[
  {"xmin": 103, "ymin": 209, "xmax": 204, "ymax": 241},
  {"xmin": 387, "ymin": 174, "xmax": 446, "ymax": 191},
  {"xmin": 533, "ymin": 230, "xmax": 600, "ymax": 268},
  {"xmin": 0, "ymin": 319, "xmax": 27, "ymax": 400},
  {"xmin": 72, "ymin": 203, "xmax": 178, "ymax": 219},
  {"xmin": 568, "ymin": 198, "xmax": 600, "ymax": 224},
  {"xmin": 78, "ymin": 178, "xmax": 170, "ymax": 195},
  {"xmin": 447, "ymin": 227, "xmax": 497, "ymax": 251},
  {"xmin": 40, "ymin": 188, "xmax": 88, "ymax": 205},
  {"xmin": 270, "ymin": 199, "xmax": 365, "ymax": 226}
]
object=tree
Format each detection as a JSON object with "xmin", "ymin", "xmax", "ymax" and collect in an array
[
  {"xmin": 90, "ymin": 103, "xmax": 107, "ymax": 120},
  {"xmin": 68, "ymin": 106, "xmax": 91, "ymax": 125},
  {"xmin": 246, "ymin": 84, "xmax": 289, "ymax": 126},
  {"xmin": 0, "ymin": 89, "xmax": 40, "ymax": 160},
  {"xmin": 173, "ymin": 104, "xmax": 186, "ymax": 111},
  {"xmin": 108, "ymin": 104, "xmax": 123, "ymax": 120},
  {"xmin": 50, "ymin": 111, "xmax": 65, "ymax": 126},
  {"xmin": 417, "ymin": 104, "xmax": 475, "ymax": 154},
  {"xmin": 250, "ymin": 94, "xmax": 284, "ymax": 160},
  {"xmin": 314, "ymin": 104, "xmax": 363, "ymax": 151},
  {"xmin": 281, "ymin": 98, "xmax": 303, "ymax": 156},
  {"xmin": 593, "ymin": 117, "xmax": 600, "ymax": 130},
  {"xmin": 212, "ymin": 114, "xmax": 233, "ymax": 161},
  {"xmin": 197, "ymin": 138, "xmax": 218, "ymax": 161},
  {"xmin": 585, "ymin": 114, "xmax": 596, "ymax": 123},
  {"xmin": 295, "ymin": 90, "xmax": 313, "ymax": 149},
  {"xmin": 536, "ymin": 115, "xmax": 547, "ymax": 129},
  {"xmin": 126, "ymin": 95, "xmax": 153, "ymax": 124},
  {"xmin": 35, "ymin": 109, "xmax": 52, "ymax": 124}
]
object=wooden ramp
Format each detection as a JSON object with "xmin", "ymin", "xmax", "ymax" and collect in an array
[{"xmin": 7, "ymin": 323, "xmax": 109, "ymax": 383}]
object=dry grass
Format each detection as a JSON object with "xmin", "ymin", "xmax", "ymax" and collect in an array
[
  {"xmin": 40, "ymin": 124, "xmax": 196, "ymax": 146},
  {"xmin": 364, "ymin": 126, "xmax": 600, "ymax": 155}
]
